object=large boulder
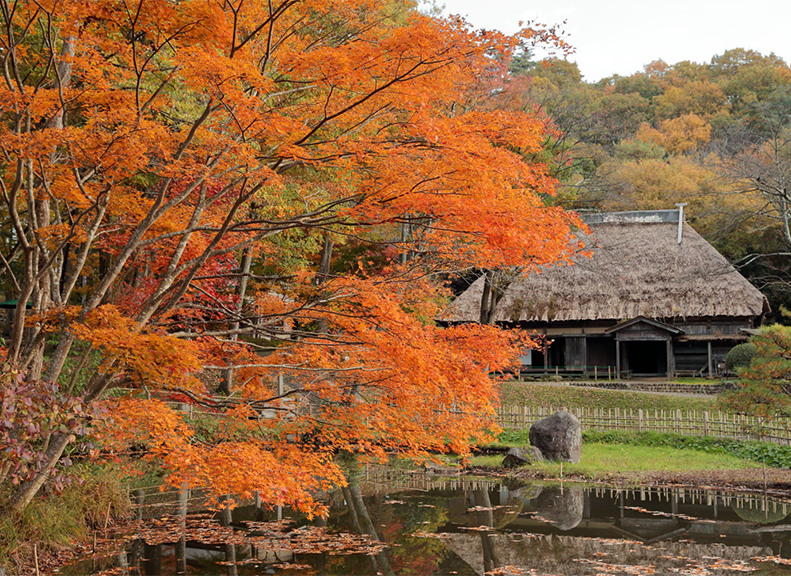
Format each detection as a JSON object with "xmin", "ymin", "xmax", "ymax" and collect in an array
[{"xmin": 529, "ymin": 411, "xmax": 582, "ymax": 463}]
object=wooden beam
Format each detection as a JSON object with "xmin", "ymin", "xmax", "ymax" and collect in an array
[{"xmin": 666, "ymin": 340, "xmax": 673, "ymax": 378}]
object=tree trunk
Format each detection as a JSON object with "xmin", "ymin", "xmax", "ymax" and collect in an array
[
  {"xmin": 479, "ymin": 270, "xmax": 505, "ymax": 324},
  {"xmin": 479, "ymin": 269, "xmax": 512, "ymax": 324},
  {"xmin": 220, "ymin": 247, "xmax": 253, "ymax": 394},
  {"xmin": 317, "ymin": 233, "xmax": 334, "ymax": 284},
  {"xmin": 9, "ymin": 433, "xmax": 74, "ymax": 513},
  {"xmin": 315, "ymin": 233, "xmax": 334, "ymax": 334}
]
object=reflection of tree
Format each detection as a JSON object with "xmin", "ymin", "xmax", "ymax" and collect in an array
[
  {"xmin": 176, "ymin": 487, "xmax": 188, "ymax": 575},
  {"xmin": 218, "ymin": 499, "xmax": 238, "ymax": 576},
  {"xmin": 331, "ymin": 480, "xmax": 452, "ymax": 574},
  {"xmin": 345, "ymin": 481, "xmax": 395, "ymax": 576},
  {"xmin": 471, "ymin": 489, "xmax": 500, "ymax": 574},
  {"xmin": 143, "ymin": 544, "xmax": 162, "ymax": 576}
]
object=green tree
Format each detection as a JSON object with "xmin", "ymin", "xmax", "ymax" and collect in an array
[{"xmin": 720, "ymin": 325, "xmax": 791, "ymax": 420}]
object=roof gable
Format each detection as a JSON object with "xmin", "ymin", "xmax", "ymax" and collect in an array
[{"xmin": 604, "ymin": 316, "xmax": 684, "ymax": 335}]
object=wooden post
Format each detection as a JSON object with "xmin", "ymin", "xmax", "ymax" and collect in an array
[
  {"xmin": 615, "ymin": 340, "xmax": 621, "ymax": 379},
  {"xmin": 704, "ymin": 411, "xmax": 709, "ymax": 436},
  {"xmin": 707, "ymin": 341, "xmax": 713, "ymax": 379},
  {"xmin": 594, "ymin": 365, "xmax": 598, "ymax": 382},
  {"xmin": 638, "ymin": 409, "xmax": 643, "ymax": 433},
  {"xmin": 544, "ymin": 333, "xmax": 549, "ymax": 373},
  {"xmin": 666, "ymin": 339, "xmax": 673, "ymax": 378}
]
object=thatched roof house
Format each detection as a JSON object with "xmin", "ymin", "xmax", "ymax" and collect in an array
[{"xmin": 443, "ymin": 209, "xmax": 769, "ymax": 378}]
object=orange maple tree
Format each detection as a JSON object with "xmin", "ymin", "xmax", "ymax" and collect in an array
[{"xmin": 0, "ymin": 0, "xmax": 581, "ymax": 513}]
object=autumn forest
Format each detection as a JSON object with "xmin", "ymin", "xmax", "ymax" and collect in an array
[
  {"xmin": 1, "ymin": 0, "xmax": 791, "ymax": 570},
  {"xmin": 515, "ymin": 48, "xmax": 791, "ymax": 317}
]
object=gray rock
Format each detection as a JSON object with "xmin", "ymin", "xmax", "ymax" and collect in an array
[
  {"xmin": 531, "ymin": 484, "xmax": 584, "ymax": 530},
  {"xmin": 502, "ymin": 446, "xmax": 544, "ymax": 468},
  {"xmin": 529, "ymin": 411, "xmax": 582, "ymax": 463},
  {"xmin": 502, "ymin": 447, "xmax": 529, "ymax": 468}
]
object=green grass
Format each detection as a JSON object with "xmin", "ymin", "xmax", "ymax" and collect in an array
[
  {"xmin": 499, "ymin": 382, "xmax": 719, "ymax": 412},
  {"xmin": 586, "ymin": 430, "xmax": 791, "ymax": 468},
  {"xmin": 470, "ymin": 443, "xmax": 759, "ymax": 474},
  {"xmin": 670, "ymin": 377, "xmax": 724, "ymax": 385},
  {"xmin": 0, "ymin": 464, "xmax": 132, "ymax": 574},
  {"xmin": 486, "ymin": 428, "xmax": 791, "ymax": 469}
]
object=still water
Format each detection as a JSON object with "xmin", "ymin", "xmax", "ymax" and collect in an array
[{"xmin": 62, "ymin": 470, "xmax": 791, "ymax": 575}]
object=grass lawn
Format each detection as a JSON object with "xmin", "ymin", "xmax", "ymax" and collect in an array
[
  {"xmin": 470, "ymin": 443, "xmax": 759, "ymax": 475},
  {"xmin": 499, "ymin": 381, "xmax": 720, "ymax": 412}
]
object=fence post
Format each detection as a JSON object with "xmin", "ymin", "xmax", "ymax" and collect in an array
[
  {"xmin": 638, "ymin": 409, "xmax": 643, "ymax": 433},
  {"xmin": 704, "ymin": 411, "xmax": 709, "ymax": 436}
]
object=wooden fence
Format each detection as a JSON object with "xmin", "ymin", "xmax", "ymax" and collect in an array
[
  {"xmin": 496, "ymin": 405, "xmax": 791, "ymax": 446},
  {"xmin": 162, "ymin": 397, "xmax": 791, "ymax": 446}
]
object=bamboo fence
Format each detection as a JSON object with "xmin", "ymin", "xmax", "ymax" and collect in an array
[
  {"xmin": 163, "ymin": 398, "xmax": 791, "ymax": 446},
  {"xmin": 495, "ymin": 405, "xmax": 791, "ymax": 445}
]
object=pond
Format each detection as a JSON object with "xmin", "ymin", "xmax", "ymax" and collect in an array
[{"xmin": 61, "ymin": 470, "xmax": 791, "ymax": 575}]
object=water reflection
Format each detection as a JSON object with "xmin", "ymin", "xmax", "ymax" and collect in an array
[{"xmin": 61, "ymin": 473, "xmax": 791, "ymax": 575}]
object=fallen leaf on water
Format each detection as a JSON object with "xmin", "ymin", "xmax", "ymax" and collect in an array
[
  {"xmin": 484, "ymin": 566, "xmax": 536, "ymax": 576},
  {"xmin": 752, "ymin": 555, "xmax": 791, "ymax": 565}
]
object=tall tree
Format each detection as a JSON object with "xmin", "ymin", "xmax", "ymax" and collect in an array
[{"xmin": 0, "ymin": 0, "xmax": 580, "ymax": 512}]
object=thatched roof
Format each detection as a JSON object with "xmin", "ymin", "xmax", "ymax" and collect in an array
[{"xmin": 441, "ymin": 220, "xmax": 769, "ymax": 324}]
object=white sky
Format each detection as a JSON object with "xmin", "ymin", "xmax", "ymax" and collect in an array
[{"xmin": 438, "ymin": 0, "xmax": 791, "ymax": 82}]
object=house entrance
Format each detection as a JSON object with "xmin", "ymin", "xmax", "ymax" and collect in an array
[{"xmin": 624, "ymin": 341, "xmax": 667, "ymax": 375}]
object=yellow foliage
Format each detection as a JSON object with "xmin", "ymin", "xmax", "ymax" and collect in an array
[{"xmin": 636, "ymin": 114, "xmax": 712, "ymax": 155}]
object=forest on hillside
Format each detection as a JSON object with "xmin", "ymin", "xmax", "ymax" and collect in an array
[{"xmin": 511, "ymin": 48, "xmax": 791, "ymax": 319}]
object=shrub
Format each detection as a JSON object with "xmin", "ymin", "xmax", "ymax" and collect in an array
[{"xmin": 724, "ymin": 343, "xmax": 757, "ymax": 372}]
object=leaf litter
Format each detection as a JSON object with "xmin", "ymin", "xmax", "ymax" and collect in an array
[{"xmin": 62, "ymin": 513, "xmax": 387, "ymax": 573}]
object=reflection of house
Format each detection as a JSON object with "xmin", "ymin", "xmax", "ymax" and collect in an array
[
  {"xmin": 441, "ymin": 209, "xmax": 769, "ymax": 378},
  {"xmin": 443, "ymin": 484, "xmax": 779, "ymax": 576}
]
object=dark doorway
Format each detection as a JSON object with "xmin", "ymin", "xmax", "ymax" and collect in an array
[
  {"xmin": 587, "ymin": 337, "xmax": 616, "ymax": 371},
  {"xmin": 624, "ymin": 341, "xmax": 667, "ymax": 375}
]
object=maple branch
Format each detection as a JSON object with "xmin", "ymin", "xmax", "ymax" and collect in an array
[
  {"xmin": 203, "ymin": 363, "xmax": 381, "ymax": 372},
  {"xmin": 0, "ymin": 248, "xmax": 19, "ymax": 292},
  {"xmin": 292, "ymin": 59, "xmax": 442, "ymax": 148},
  {"xmin": 231, "ymin": 0, "xmax": 299, "ymax": 57}
]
